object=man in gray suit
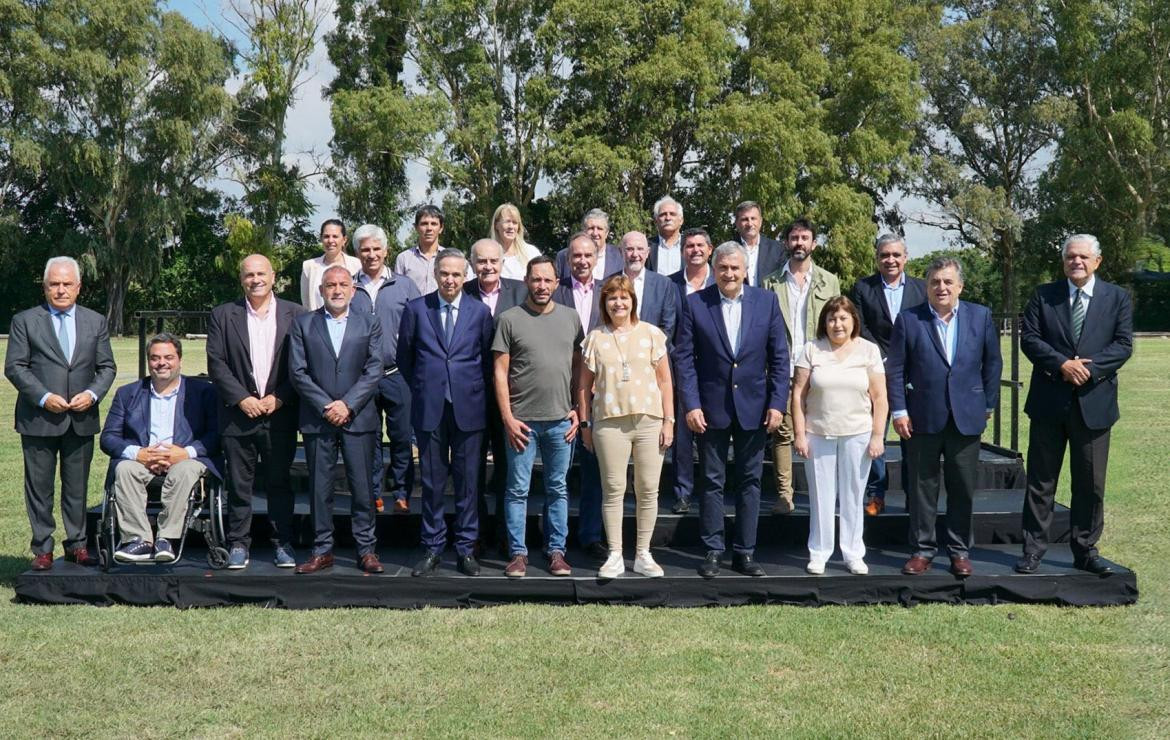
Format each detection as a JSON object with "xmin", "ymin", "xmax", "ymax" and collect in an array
[{"xmin": 5, "ymin": 256, "xmax": 116, "ymax": 570}]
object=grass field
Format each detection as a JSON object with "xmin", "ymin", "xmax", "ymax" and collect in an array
[{"xmin": 1, "ymin": 337, "xmax": 1167, "ymax": 736}]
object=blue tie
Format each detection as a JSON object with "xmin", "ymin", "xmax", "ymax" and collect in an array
[
  {"xmin": 444, "ymin": 304, "xmax": 454, "ymax": 344},
  {"xmin": 56, "ymin": 311, "xmax": 72, "ymax": 363}
]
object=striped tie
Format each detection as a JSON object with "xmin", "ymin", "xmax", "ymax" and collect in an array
[{"xmin": 1071, "ymin": 289, "xmax": 1085, "ymax": 342}]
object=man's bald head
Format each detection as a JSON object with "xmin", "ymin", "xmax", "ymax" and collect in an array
[{"xmin": 239, "ymin": 253, "xmax": 276, "ymax": 305}]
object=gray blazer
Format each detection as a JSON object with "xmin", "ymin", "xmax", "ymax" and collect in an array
[
  {"xmin": 4, "ymin": 303, "xmax": 116, "ymax": 436},
  {"xmin": 289, "ymin": 308, "xmax": 384, "ymax": 435}
]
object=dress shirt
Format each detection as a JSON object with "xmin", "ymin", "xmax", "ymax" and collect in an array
[
  {"xmin": 720, "ymin": 289, "xmax": 745, "ymax": 356},
  {"xmin": 571, "ymin": 277, "xmax": 594, "ymax": 330},
  {"xmin": 38, "ymin": 304, "xmax": 98, "ymax": 408},
  {"xmin": 742, "ymin": 240, "xmax": 761, "ymax": 286},
  {"xmin": 883, "ymin": 272, "xmax": 906, "ymax": 320},
  {"xmin": 357, "ymin": 267, "xmax": 390, "ymax": 306},
  {"xmin": 929, "ymin": 302, "xmax": 960, "ymax": 365},
  {"xmin": 593, "ymin": 252, "xmax": 608, "ymax": 280},
  {"xmin": 784, "ymin": 265, "xmax": 813, "ymax": 376},
  {"xmin": 325, "ymin": 310, "xmax": 349, "ymax": 356},
  {"xmin": 121, "ymin": 379, "xmax": 198, "ymax": 461},
  {"xmin": 477, "ymin": 280, "xmax": 502, "ymax": 316},
  {"xmin": 394, "ymin": 246, "xmax": 440, "ymax": 295},
  {"xmin": 684, "ymin": 265, "xmax": 711, "ymax": 295},
  {"xmin": 628, "ymin": 270, "xmax": 646, "ymax": 319},
  {"xmin": 245, "ymin": 296, "xmax": 277, "ymax": 396},
  {"xmin": 1068, "ymin": 275, "xmax": 1095, "ymax": 310},
  {"xmin": 438, "ymin": 292, "xmax": 462, "ymax": 328},
  {"xmin": 654, "ymin": 235, "xmax": 682, "ymax": 276}
]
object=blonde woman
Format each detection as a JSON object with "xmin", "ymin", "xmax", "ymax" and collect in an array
[{"xmin": 491, "ymin": 203, "xmax": 542, "ymax": 280}]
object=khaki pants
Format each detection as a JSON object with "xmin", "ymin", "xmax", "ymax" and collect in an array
[
  {"xmin": 593, "ymin": 415, "xmax": 664, "ymax": 554},
  {"xmin": 114, "ymin": 458, "xmax": 207, "ymax": 544},
  {"xmin": 771, "ymin": 394, "xmax": 795, "ymax": 504}
]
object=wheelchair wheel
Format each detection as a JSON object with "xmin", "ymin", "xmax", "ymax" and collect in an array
[
  {"xmin": 207, "ymin": 546, "xmax": 230, "ymax": 569},
  {"xmin": 209, "ymin": 481, "xmax": 227, "ymax": 549},
  {"xmin": 98, "ymin": 488, "xmax": 117, "ymax": 572}
]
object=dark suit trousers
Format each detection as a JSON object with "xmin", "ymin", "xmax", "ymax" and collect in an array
[
  {"xmin": 22, "ymin": 432, "xmax": 93, "ymax": 553},
  {"xmin": 418, "ymin": 402, "xmax": 481, "ymax": 557},
  {"xmin": 223, "ymin": 426, "xmax": 298, "ymax": 548},
  {"xmin": 373, "ymin": 372, "xmax": 415, "ymax": 503},
  {"xmin": 697, "ymin": 422, "xmax": 766, "ymax": 554},
  {"xmin": 904, "ymin": 418, "xmax": 978, "ymax": 558},
  {"xmin": 477, "ymin": 395, "xmax": 506, "ymax": 544},
  {"xmin": 1022, "ymin": 404, "xmax": 1111, "ymax": 562},
  {"xmin": 671, "ymin": 385, "xmax": 695, "ymax": 504},
  {"xmin": 305, "ymin": 430, "xmax": 377, "ymax": 557}
]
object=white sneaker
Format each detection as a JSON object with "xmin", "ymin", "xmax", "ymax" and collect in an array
[
  {"xmin": 633, "ymin": 550, "xmax": 664, "ymax": 578},
  {"xmin": 598, "ymin": 552, "xmax": 625, "ymax": 578},
  {"xmin": 846, "ymin": 560, "xmax": 869, "ymax": 575},
  {"xmin": 806, "ymin": 560, "xmax": 826, "ymax": 575}
]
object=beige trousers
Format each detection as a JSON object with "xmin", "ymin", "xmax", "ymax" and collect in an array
[
  {"xmin": 114, "ymin": 458, "xmax": 207, "ymax": 543},
  {"xmin": 592, "ymin": 414, "xmax": 664, "ymax": 554},
  {"xmin": 771, "ymin": 394, "xmax": 795, "ymax": 503}
]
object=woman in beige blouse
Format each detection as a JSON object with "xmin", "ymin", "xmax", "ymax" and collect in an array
[
  {"xmin": 791, "ymin": 295, "xmax": 888, "ymax": 575},
  {"xmin": 577, "ymin": 274, "xmax": 674, "ymax": 578},
  {"xmin": 490, "ymin": 203, "xmax": 542, "ymax": 280},
  {"xmin": 300, "ymin": 219, "xmax": 362, "ymax": 310}
]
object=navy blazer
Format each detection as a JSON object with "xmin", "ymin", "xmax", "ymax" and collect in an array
[
  {"xmin": 674, "ymin": 284, "xmax": 789, "ymax": 431},
  {"xmin": 464, "ymin": 277, "xmax": 527, "ymax": 319},
  {"xmin": 552, "ymin": 277, "xmax": 603, "ymax": 332},
  {"xmin": 885, "ymin": 300, "xmax": 1003, "ymax": 436},
  {"xmin": 100, "ymin": 376, "xmax": 222, "ymax": 484},
  {"xmin": 554, "ymin": 244, "xmax": 624, "ymax": 282},
  {"xmin": 289, "ymin": 308, "xmax": 383, "ymax": 434},
  {"xmin": 397, "ymin": 293, "xmax": 495, "ymax": 433},
  {"xmin": 637, "ymin": 269, "xmax": 679, "ymax": 343},
  {"xmin": 1021, "ymin": 279, "xmax": 1133, "ymax": 430},
  {"xmin": 741, "ymin": 236, "xmax": 785, "ymax": 287},
  {"xmin": 851, "ymin": 272, "xmax": 928, "ymax": 357}
]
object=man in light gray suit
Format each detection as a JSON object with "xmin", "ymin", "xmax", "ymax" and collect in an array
[{"xmin": 5, "ymin": 256, "xmax": 116, "ymax": 570}]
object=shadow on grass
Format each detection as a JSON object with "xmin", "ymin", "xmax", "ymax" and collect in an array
[{"xmin": 0, "ymin": 553, "xmax": 33, "ymax": 588}]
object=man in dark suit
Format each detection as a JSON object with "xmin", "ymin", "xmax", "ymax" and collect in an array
[
  {"xmin": 5, "ymin": 256, "xmax": 116, "ymax": 570},
  {"xmin": 850, "ymin": 234, "xmax": 928, "ymax": 514},
  {"xmin": 887, "ymin": 257, "xmax": 1002, "ymax": 577},
  {"xmin": 619, "ymin": 231, "xmax": 678, "ymax": 342},
  {"xmin": 206, "ymin": 254, "xmax": 305, "ymax": 569},
  {"xmin": 647, "ymin": 196, "xmax": 684, "ymax": 276},
  {"xmin": 289, "ymin": 265, "xmax": 385, "ymax": 574},
  {"xmin": 1015, "ymin": 234, "xmax": 1133, "ymax": 575},
  {"xmin": 399, "ymin": 249, "xmax": 495, "ymax": 577},
  {"xmin": 675, "ymin": 242, "xmax": 789, "ymax": 578},
  {"xmin": 553, "ymin": 208, "xmax": 623, "ymax": 282},
  {"xmin": 733, "ymin": 201, "xmax": 784, "ymax": 287},
  {"xmin": 100, "ymin": 334, "xmax": 220, "ymax": 562}
]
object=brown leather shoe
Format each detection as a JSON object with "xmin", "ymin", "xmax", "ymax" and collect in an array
[
  {"xmin": 504, "ymin": 555, "xmax": 527, "ymax": 578},
  {"xmin": 359, "ymin": 553, "xmax": 384, "ymax": 574},
  {"xmin": 64, "ymin": 547, "xmax": 96, "ymax": 566},
  {"xmin": 374, "ymin": 496, "xmax": 385, "ymax": 513},
  {"xmin": 393, "ymin": 497, "xmax": 410, "ymax": 514},
  {"xmin": 864, "ymin": 497, "xmax": 884, "ymax": 516},
  {"xmin": 902, "ymin": 555, "xmax": 932, "ymax": 575},
  {"xmin": 295, "ymin": 552, "xmax": 334, "ymax": 574},
  {"xmin": 548, "ymin": 551, "xmax": 572, "ymax": 576},
  {"xmin": 31, "ymin": 552, "xmax": 53, "ymax": 571},
  {"xmin": 771, "ymin": 496, "xmax": 794, "ymax": 515},
  {"xmin": 950, "ymin": 556, "xmax": 973, "ymax": 577}
]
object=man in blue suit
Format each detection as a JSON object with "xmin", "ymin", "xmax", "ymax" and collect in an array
[
  {"xmin": 399, "ymin": 249, "xmax": 495, "ymax": 577},
  {"xmin": 675, "ymin": 242, "xmax": 789, "ymax": 578},
  {"xmin": 887, "ymin": 257, "xmax": 1002, "ymax": 577},
  {"xmin": 290, "ymin": 265, "xmax": 385, "ymax": 574},
  {"xmin": 733, "ymin": 201, "xmax": 784, "ymax": 287},
  {"xmin": 1015, "ymin": 234, "xmax": 1133, "ymax": 575},
  {"xmin": 100, "ymin": 334, "xmax": 220, "ymax": 563}
]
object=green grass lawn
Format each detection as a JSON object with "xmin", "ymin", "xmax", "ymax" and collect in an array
[{"xmin": 1, "ymin": 337, "xmax": 1167, "ymax": 736}]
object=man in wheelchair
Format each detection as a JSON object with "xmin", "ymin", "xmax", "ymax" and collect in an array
[{"xmin": 100, "ymin": 333, "xmax": 221, "ymax": 563}]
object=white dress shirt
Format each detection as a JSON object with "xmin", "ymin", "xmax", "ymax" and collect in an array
[
  {"xmin": 783, "ymin": 265, "xmax": 813, "ymax": 376},
  {"xmin": 721, "ymin": 289, "xmax": 745, "ymax": 356},
  {"xmin": 245, "ymin": 296, "xmax": 277, "ymax": 396},
  {"xmin": 654, "ymin": 235, "xmax": 682, "ymax": 276},
  {"xmin": 629, "ymin": 270, "xmax": 647, "ymax": 319}
]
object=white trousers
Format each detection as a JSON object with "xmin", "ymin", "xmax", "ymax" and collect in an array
[{"xmin": 807, "ymin": 432, "xmax": 872, "ymax": 564}]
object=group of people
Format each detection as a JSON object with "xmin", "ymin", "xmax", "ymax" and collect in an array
[{"xmin": 4, "ymin": 197, "xmax": 1133, "ymax": 580}]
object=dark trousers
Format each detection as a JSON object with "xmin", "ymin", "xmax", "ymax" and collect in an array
[
  {"xmin": 1022, "ymin": 405, "xmax": 1111, "ymax": 563},
  {"xmin": 372, "ymin": 372, "xmax": 414, "ymax": 503},
  {"xmin": 418, "ymin": 402, "xmax": 482, "ymax": 557},
  {"xmin": 904, "ymin": 418, "xmax": 978, "ymax": 559},
  {"xmin": 22, "ymin": 431, "xmax": 93, "ymax": 554},
  {"xmin": 477, "ymin": 396, "xmax": 506, "ymax": 544},
  {"xmin": 671, "ymin": 391, "xmax": 695, "ymax": 504},
  {"xmin": 223, "ymin": 426, "xmax": 298, "ymax": 548},
  {"xmin": 304, "ymin": 430, "xmax": 377, "ymax": 557},
  {"xmin": 697, "ymin": 421, "xmax": 766, "ymax": 555},
  {"xmin": 573, "ymin": 438, "xmax": 603, "ymax": 546},
  {"xmin": 865, "ymin": 418, "xmax": 908, "ymax": 500}
]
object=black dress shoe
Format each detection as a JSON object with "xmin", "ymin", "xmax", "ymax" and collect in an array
[
  {"xmin": 412, "ymin": 552, "xmax": 441, "ymax": 577},
  {"xmin": 733, "ymin": 553, "xmax": 766, "ymax": 577},
  {"xmin": 1077, "ymin": 555, "xmax": 1114, "ymax": 575},
  {"xmin": 1014, "ymin": 552, "xmax": 1042, "ymax": 574},
  {"xmin": 584, "ymin": 541, "xmax": 609, "ymax": 561},
  {"xmin": 671, "ymin": 499, "xmax": 691, "ymax": 514},
  {"xmin": 458, "ymin": 554, "xmax": 481, "ymax": 577},
  {"xmin": 698, "ymin": 550, "xmax": 721, "ymax": 579}
]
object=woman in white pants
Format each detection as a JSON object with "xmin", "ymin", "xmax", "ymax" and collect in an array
[{"xmin": 791, "ymin": 296, "xmax": 888, "ymax": 575}]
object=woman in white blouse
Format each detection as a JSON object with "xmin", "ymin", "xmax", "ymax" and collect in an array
[
  {"xmin": 490, "ymin": 203, "xmax": 542, "ymax": 280},
  {"xmin": 791, "ymin": 295, "xmax": 888, "ymax": 575},
  {"xmin": 577, "ymin": 274, "xmax": 674, "ymax": 579},
  {"xmin": 300, "ymin": 219, "xmax": 362, "ymax": 310}
]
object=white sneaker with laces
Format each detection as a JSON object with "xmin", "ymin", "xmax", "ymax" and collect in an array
[
  {"xmin": 633, "ymin": 550, "xmax": 664, "ymax": 578},
  {"xmin": 806, "ymin": 560, "xmax": 826, "ymax": 575},
  {"xmin": 598, "ymin": 551, "xmax": 625, "ymax": 579},
  {"xmin": 846, "ymin": 560, "xmax": 869, "ymax": 575}
]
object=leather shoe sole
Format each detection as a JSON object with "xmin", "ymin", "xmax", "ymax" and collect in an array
[{"xmin": 902, "ymin": 555, "xmax": 931, "ymax": 575}]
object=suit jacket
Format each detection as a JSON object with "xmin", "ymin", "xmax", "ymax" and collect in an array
[
  {"xmin": 4, "ymin": 303, "xmax": 116, "ymax": 436},
  {"xmin": 669, "ymin": 266, "xmax": 715, "ymax": 296},
  {"xmin": 647, "ymin": 234, "xmax": 682, "ymax": 275},
  {"xmin": 636, "ymin": 269, "xmax": 679, "ymax": 343},
  {"xmin": 552, "ymin": 277, "xmax": 603, "ymax": 332},
  {"xmin": 463, "ymin": 277, "xmax": 527, "ymax": 319},
  {"xmin": 289, "ymin": 308, "xmax": 383, "ymax": 434},
  {"xmin": 397, "ymin": 293, "xmax": 494, "ymax": 433},
  {"xmin": 763, "ymin": 262, "xmax": 842, "ymax": 349},
  {"xmin": 741, "ymin": 236, "xmax": 785, "ymax": 287},
  {"xmin": 674, "ymin": 284, "xmax": 789, "ymax": 430},
  {"xmin": 205, "ymin": 297, "xmax": 304, "ymax": 435},
  {"xmin": 1021, "ymin": 279, "xmax": 1133, "ymax": 430},
  {"xmin": 886, "ymin": 300, "xmax": 1003, "ymax": 436},
  {"xmin": 100, "ymin": 376, "xmax": 222, "ymax": 484},
  {"xmin": 851, "ymin": 272, "xmax": 928, "ymax": 357},
  {"xmin": 554, "ymin": 244, "xmax": 623, "ymax": 282}
]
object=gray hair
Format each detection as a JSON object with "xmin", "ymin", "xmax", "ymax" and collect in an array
[
  {"xmin": 653, "ymin": 195, "xmax": 684, "ymax": 220},
  {"xmin": 1061, "ymin": 233, "xmax": 1102, "ymax": 259},
  {"xmin": 352, "ymin": 223, "xmax": 388, "ymax": 248},
  {"xmin": 43, "ymin": 256, "xmax": 81, "ymax": 284},
  {"xmin": 321, "ymin": 264, "xmax": 353, "ymax": 283},
  {"xmin": 434, "ymin": 248, "xmax": 468, "ymax": 275},
  {"xmin": 567, "ymin": 230, "xmax": 596, "ymax": 252},
  {"xmin": 469, "ymin": 238, "xmax": 502, "ymax": 261},
  {"xmin": 925, "ymin": 257, "xmax": 965, "ymax": 284},
  {"xmin": 874, "ymin": 233, "xmax": 907, "ymax": 255},
  {"xmin": 712, "ymin": 241, "xmax": 748, "ymax": 265},
  {"xmin": 582, "ymin": 208, "xmax": 609, "ymax": 228}
]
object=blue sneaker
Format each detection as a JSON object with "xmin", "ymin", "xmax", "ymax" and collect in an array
[
  {"xmin": 153, "ymin": 538, "xmax": 175, "ymax": 562},
  {"xmin": 114, "ymin": 537, "xmax": 153, "ymax": 563},
  {"xmin": 273, "ymin": 543, "xmax": 296, "ymax": 569},
  {"xmin": 226, "ymin": 544, "xmax": 249, "ymax": 570}
]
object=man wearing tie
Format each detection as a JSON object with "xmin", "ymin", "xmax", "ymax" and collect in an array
[
  {"xmin": 675, "ymin": 242, "xmax": 789, "ymax": 578},
  {"xmin": 887, "ymin": 258, "xmax": 1002, "ymax": 577},
  {"xmin": 399, "ymin": 250, "xmax": 495, "ymax": 577},
  {"xmin": 5, "ymin": 256, "xmax": 116, "ymax": 570},
  {"xmin": 289, "ymin": 265, "xmax": 384, "ymax": 574},
  {"xmin": 1015, "ymin": 235, "xmax": 1133, "ymax": 575}
]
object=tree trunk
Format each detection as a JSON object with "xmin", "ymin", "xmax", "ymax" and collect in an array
[
  {"xmin": 999, "ymin": 229, "xmax": 1016, "ymax": 316},
  {"xmin": 104, "ymin": 263, "xmax": 129, "ymax": 336}
]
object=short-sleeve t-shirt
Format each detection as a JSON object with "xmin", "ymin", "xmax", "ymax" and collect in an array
[
  {"xmin": 492, "ymin": 302, "xmax": 584, "ymax": 421},
  {"xmin": 795, "ymin": 337, "xmax": 884, "ymax": 436},
  {"xmin": 581, "ymin": 321, "xmax": 668, "ymax": 422}
]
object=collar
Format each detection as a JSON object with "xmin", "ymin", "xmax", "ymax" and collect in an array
[
  {"xmin": 626, "ymin": 269, "xmax": 646, "ymax": 285},
  {"xmin": 149, "ymin": 377, "xmax": 182, "ymax": 400},
  {"xmin": 358, "ymin": 267, "xmax": 391, "ymax": 285},
  {"xmin": 413, "ymin": 245, "xmax": 440, "ymax": 259},
  {"xmin": 720, "ymin": 288, "xmax": 745, "ymax": 305},
  {"xmin": 739, "ymin": 236, "xmax": 760, "ymax": 250},
  {"xmin": 572, "ymin": 276, "xmax": 593, "ymax": 291},
  {"xmin": 478, "ymin": 279, "xmax": 501, "ymax": 296},
  {"xmin": 928, "ymin": 301, "xmax": 959, "ymax": 322},
  {"xmin": 882, "ymin": 272, "xmax": 906, "ymax": 290},
  {"xmin": 783, "ymin": 261, "xmax": 815, "ymax": 282},
  {"xmin": 657, "ymin": 234, "xmax": 681, "ymax": 250},
  {"xmin": 438, "ymin": 292, "xmax": 462, "ymax": 310},
  {"xmin": 50, "ymin": 304, "xmax": 76, "ymax": 318},
  {"xmin": 245, "ymin": 295, "xmax": 274, "ymax": 318},
  {"xmin": 1068, "ymin": 276, "xmax": 1096, "ymax": 298},
  {"xmin": 324, "ymin": 308, "xmax": 350, "ymax": 322}
]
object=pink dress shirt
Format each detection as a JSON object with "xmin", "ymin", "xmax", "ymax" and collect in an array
[
  {"xmin": 246, "ymin": 296, "xmax": 277, "ymax": 396},
  {"xmin": 572, "ymin": 277, "xmax": 594, "ymax": 330}
]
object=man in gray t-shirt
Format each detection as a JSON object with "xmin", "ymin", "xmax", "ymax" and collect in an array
[{"xmin": 492, "ymin": 256, "xmax": 583, "ymax": 578}]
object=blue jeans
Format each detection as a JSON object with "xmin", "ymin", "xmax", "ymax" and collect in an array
[
  {"xmin": 573, "ymin": 438, "xmax": 603, "ymax": 546},
  {"xmin": 504, "ymin": 418, "xmax": 573, "ymax": 557}
]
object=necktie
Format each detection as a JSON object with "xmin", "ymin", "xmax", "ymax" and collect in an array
[
  {"xmin": 1071, "ymin": 289, "xmax": 1085, "ymax": 342},
  {"xmin": 56, "ymin": 311, "xmax": 72, "ymax": 363},
  {"xmin": 444, "ymin": 304, "xmax": 454, "ymax": 343}
]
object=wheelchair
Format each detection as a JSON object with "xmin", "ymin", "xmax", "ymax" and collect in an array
[{"xmin": 97, "ymin": 467, "xmax": 230, "ymax": 570}]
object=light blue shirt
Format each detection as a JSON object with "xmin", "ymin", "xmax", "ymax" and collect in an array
[
  {"xmin": 38, "ymin": 304, "xmax": 98, "ymax": 408},
  {"xmin": 720, "ymin": 289, "xmax": 745, "ymax": 356},
  {"xmin": 883, "ymin": 273, "xmax": 906, "ymax": 320},
  {"xmin": 929, "ymin": 302, "xmax": 960, "ymax": 365},
  {"xmin": 325, "ymin": 310, "xmax": 349, "ymax": 356},
  {"xmin": 438, "ymin": 292, "xmax": 462, "ymax": 330},
  {"xmin": 121, "ymin": 379, "xmax": 198, "ymax": 461}
]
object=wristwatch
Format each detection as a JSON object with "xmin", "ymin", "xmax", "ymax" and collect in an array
[{"xmin": 579, "ymin": 420, "xmax": 592, "ymax": 429}]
